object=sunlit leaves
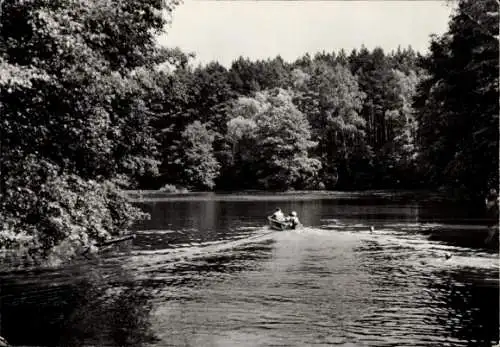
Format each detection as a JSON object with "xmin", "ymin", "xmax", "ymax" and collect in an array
[
  {"xmin": 0, "ymin": 0, "xmax": 180, "ymax": 262},
  {"xmin": 291, "ymin": 60, "xmax": 368, "ymax": 187},
  {"xmin": 226, "ymin": 88, "xmax": 321, "ymax": 190},
  {"xmin": 178, "ymin": 121, "xmax": 220, "ymax": 190}
]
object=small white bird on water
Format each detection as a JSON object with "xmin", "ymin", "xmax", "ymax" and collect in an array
[{"xmin": 370, "ymin": 226, "xmax": 375, "ymax": 233}]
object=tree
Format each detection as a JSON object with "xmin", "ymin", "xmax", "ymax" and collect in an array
[
  {"xmin": 191, "ymin": 62, "xmax": 235, "ymax": 132},
  {"xmin": 228, "ymin": 56, "xmax": 261, "ymax": 95},
  {"xmin": 414, "ymin": 0, "xmax": 499, "ymax": 199},
  {"xmin": 176, "ymin": 121, "xmax": 220, "ymax": 190},
  {"xmin": 151, "ymin": 62, "xmax": 235, "ymax": 189},
  {"xmin": 0, "ymin": 0, "xmax": 180, "ymax": 261},
  {"xmin": 349, "ymin": 46, "xmax": 396, "ymax": 149},
  {"xmin": 293, "ymin": 61, "xmax": 369, "ymax": 188},
  {"xmin": 225, "ymin": 88, "xmax": 321, "ymax": 190},
  {"xmin": 228, "ymin": 56, "xmax": 291, "ymax": 96},
  {"xmin": 379, "ymin": 68, "xmax": 422, "ymax": 187}
]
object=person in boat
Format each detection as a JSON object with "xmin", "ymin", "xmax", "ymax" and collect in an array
[
  {"xmin": 270, "ymin": 208, "xmax": 286, "ymax": 222},
  {"xmin": 484, "ymin": 188, "xmax": 499, "ymax": 244},
  {"xmin": 286, "ymin": 211, "xmax": 301, "ymax": 228},
  {"xmin": 485, "ymin": 188, "xmax": 499, "ymax": 210}
]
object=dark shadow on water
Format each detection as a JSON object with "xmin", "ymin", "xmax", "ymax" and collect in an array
[
  {"xmin": 424, "ymin": 228, "xmax": 499, "ymax": 252},
  {"xmin": 352, "ymin": 238, "xmax": 499, "ymax": 346},
  {"xmin": 0, "ymin": 265, "xmax": 159, "ymax": 347},
  {"xmin": 428, "ymin": 268, "xmax": 500, "ymax": 347}
]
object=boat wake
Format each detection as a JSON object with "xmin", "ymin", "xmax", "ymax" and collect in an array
[
  {"xmin": 117, "ymin": 219, "xmax": 499, "ymax": 283},
  {"xmin": 315, "ymin": 220, "xmax": 499, "ymax": 272},
  {"xmin": 124, "ymin": 226, "xmax": 278, "ymax": 275}
]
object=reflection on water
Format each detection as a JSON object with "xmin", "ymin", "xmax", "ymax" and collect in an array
[
  {"xmin": 429, "ymin": 269, "xmax": 499, "ymax": 346},
  {"xmin": 0, "ymin": 262, "xmax": 158, "ymax": 347},
  {"xmin": 0, "ymin": 192, "xmax": 498, "ymax": 347}
]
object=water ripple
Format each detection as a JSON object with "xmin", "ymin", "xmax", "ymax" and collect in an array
[{"xmin": 1, "ymin": 197, "xmax": 498, "ymax": 347}]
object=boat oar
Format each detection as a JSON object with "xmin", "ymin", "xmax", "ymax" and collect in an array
[
  {"xmin": 82, "ymin": 234, "xmax": 136, "ymax": 258},
  {"xmin": 97, "ymin": 234, "xmax": 136, "ymax": 247}
]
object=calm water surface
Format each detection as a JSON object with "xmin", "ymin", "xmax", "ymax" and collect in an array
[{"xmin": 1, "ymin": 192, "xmax": 498, "ymax": 347}]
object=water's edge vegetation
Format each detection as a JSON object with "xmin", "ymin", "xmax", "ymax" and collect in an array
[{"xmin": 0, "ymin": 0, "xmax": 498, "ymax": 263}]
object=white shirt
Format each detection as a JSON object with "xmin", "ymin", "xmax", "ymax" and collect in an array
[{"xmin": 272, "ymin": 211, "xmax": 285, "ymax": 221}]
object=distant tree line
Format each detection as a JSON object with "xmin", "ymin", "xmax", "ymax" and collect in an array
[
  {"xmin": 141, "ymin": 47, "xmax": 423, "ymax": 192},
  {"xmin": 0, "ymin": 0, "xmax": 497, "ymax": 261},
  {"xmin": 142, "ymin": 0, "xmax": 498, "ymax": 199}
]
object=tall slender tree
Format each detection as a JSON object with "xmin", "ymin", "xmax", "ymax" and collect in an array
[{"xmin": 414, "ymin": 0, "xmax": 499, "ymax": 199}]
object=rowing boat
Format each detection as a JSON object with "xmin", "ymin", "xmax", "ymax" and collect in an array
[{"xmin": 268, "ymin": 217, "xmax": 299, "ymax": 231}]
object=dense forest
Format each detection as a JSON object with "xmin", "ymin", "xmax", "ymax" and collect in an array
[{"xmin": 0, "ymin": 0, "xmax": 498, "ymax": 262}]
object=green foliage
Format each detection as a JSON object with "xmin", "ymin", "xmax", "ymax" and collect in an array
[
  {"xmin": 293, "ymin": 61, "xmax": 369, "ymax": 188},
  {"xmin": 0, "ymin": 0, "xmax": 180, "ymax": 262},
  {"xmin": 377, "ymin": 68, "xmax": 422, "ymax": 187},
  {"xmin": 192, "ymin": 62, "xmax": 236, "ymax": 131},
  {"xmin": 349, "ymin": 46, "xmax": 395, "ymax": 149},
  {"xmin": 385, "ymin": 69, "xmax": 420, "ymax": 163},
  {"xmin": 226, "ymin": 88, "xmax": 321, "ymax": 190},
  {"xmin": 2, "ymin": 0, "xmax": 493, "ymax": 266},
  {"xmin": 228, "ymin": 56, "xmax": 291, "ymax": 95},
  {"xmin": 148, "ymin": 46, "xmax": 431, "ymax": 192},
  {"xmin": 141, "ymin": 2, "xmax": 496, "ymax": 200},
  {"xmin": 0, "ymin": 156, "xmax": 145, "ymax": 263},
  {"xmin": 151, "ymin": 63, "xmax": 233, "ymax": 189},
  {"xmin": 147, "ymin": 45, "xmax": 432, "ymax": 192},
  {"xmin": 414, "ymin": 0, "xmax": 499, "ymax": 199},
  {"xmin": 177, "ymin": 121, "xmax": 221, "ymax": 190}
]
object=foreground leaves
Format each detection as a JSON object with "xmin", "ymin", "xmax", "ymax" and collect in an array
[{"xmin": 0, "ymin": 0, "xmax": 180, "ymax": 263}]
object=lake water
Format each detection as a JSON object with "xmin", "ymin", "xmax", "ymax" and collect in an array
[{"xmin": 0, "ymin": 191, "xmax": 499, "ymax": 347}]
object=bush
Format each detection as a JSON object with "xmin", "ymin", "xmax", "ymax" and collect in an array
[
  {"xmin": 0, "ymin": 156, "xmax": 144, "ymax": 265},
  {"xmin": 159, "ymin": 184, "xmax": 189, "ymax": 193}
]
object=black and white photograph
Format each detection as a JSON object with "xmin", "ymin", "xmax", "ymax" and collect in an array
[{"xmin": 0, "ymin": 0, "xmax": 498, "ymax": 346}]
